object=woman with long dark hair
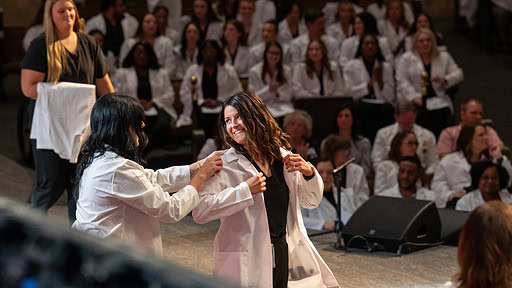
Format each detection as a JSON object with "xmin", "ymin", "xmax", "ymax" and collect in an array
[
  {"xmin": 173, "ymin": 22, "xmax": 200, "ymax": 79},
  {"xmin": 222, "ymin": 19, "xmax": 250, "ymax": 77},
  {"xmin": 192, "ymin": 0, "xmax": 223, "ymax": 41},
  {"xmin": 72, "ymin": 93, "xmax": 223, "ymax": 257},
  {"xmin": 192, "ymin": 92, "xmax": 339, "ymax": 288},
  {"xmin": 377, "ymin": 0, "xmax": 410, "ymax": 54}
]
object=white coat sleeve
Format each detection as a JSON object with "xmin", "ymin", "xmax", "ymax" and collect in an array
[
  {"xmin": 373, "ymin": 162, "xmax": 394, "ymax": 195},
  {"xmin": 379, "ymin": 62, "xmax": 396, "ymax": 104},
  {"xmin": 396, "ymin": 54, "xmax": 421, "ymax": 101},
  {"xmin": 331, "ymin": 64, "xmax": 345, "ymax": 97},
  {"xmin": 455, "ymin": 195, "xmax": 471, "ymax": 211},
  {"xmin": 112, "ymin": 161, "xmax": 199, "ymax": 223},
  {"xmin": 292, "ymin": 65, "xmax": 315, "ymax": 98},
  {"xmin": 343, "ymin": 61, "xmax": 368, "ymax": 100},
  {"xmin": 179, "ymin": 66, "xmax": 194, "ymax": 118},
  {"xmin": 160, "ymin": 38, "xmax": 176, "ymax": 77},
  {"xmin": 443, "ymin": 53, "xmax": 464, "ymax": 88},
  {"xmin": 430, "ymin": 161, "xmax": 453, "ymax": 208},
  {"xmin": 296, "ymin": 167, "xmax": 324, "ymax": 209},
  {"xmin": 192, "ymin": 175, "xmax": 255, "ymax": 224},
  {"xmin": 143, "ymin": 165, "xmax": 190, "ymax": 193},
  {"xmin": 354, "ymin": 168, "xmax": 370, "ymax": 208},
  {"xmin": 248, "ymin": 68, "xmax": 272, "ymax": 102},
  {"xmin": 379, "ymin": 37, "xmax": 394, "ymax": 66},
  {"xmin": 371, "ymin": 130, "xmax": 387, "ymax": 170},
  {"xmin": 424, "ymin": 133, "xmax": 440, "ymax": 174},
  {"xmin": 277, "ymin": 67, "xmax": 294, "ymax": 102},
  {"xmin": 118, "ymin": 40, "xmax": 133, "ymax": 69},
  {"xmin": 111, "ymin": 69, "xmax": 128, "ymax": 94},
  {"xmin": 338, "ymin": 40, "xmax": 353, "ymax": 70},
  {"xmin": 300, "ymin": 207, "xmax": 326, "ymax": 231},
  {"xmin": 152, "ymin": 70, "xmax": 177, "ymax": 119}
]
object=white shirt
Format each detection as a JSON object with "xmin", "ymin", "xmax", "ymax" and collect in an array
[
  {"xmin": 119, "ymin": 36, "xmax": 175, "ymax": 77},
  {"xmin": 366, "ymin": 2, "xmax": 415, "ymax": 25},
  {"xmin": 372, "ymin": 123, "xmax": 439, "ymax": 173},
  {"xmin": 456, "ymin": 189, "xmax": 512, "ymax": 211},
  {"xmin": 326, "ymin": 23, "xmax": 353, "ymax": 47},
  {"xmin": 73, "ymin": 151, "xmax": 199, "ymax": 257},
  {"xmin": 86, "ymin": 12, "xmax": 139, "ymax": 41},
  {"xmin": 290, "ymin": 34, "xmax": 339, "ymax": 65},
  {"xmin": 247, "ymin": 41, "xmax": 292, "ymax": 68},
  {"xmin": 343, "ymin": 58, "xmax": 395, "ymax": 104},
  {"xmin": 172, "ymin": 45, "xmax": 198, "ymax": 80},
  {"xmin": 377, "ymin": 19, "xmax": 408, "ymax": 53},
  {"xmin": 248, "ymin": 62, "xmax": 294, "ymax": 118},
  {"xmin": 374, "ymin": 160, "xmax": 399, "ymax": 195},
  {"xmin": 338, "ymin": 35, "xmax": 394, "ymax": 70},
  {"xmin": 223, "ymin": 45, "xmax": 250, "ymax": 77},
  {"xmin": 292, "ymin": 61, "xmax": 345, "ymax": 98},
  {"xmin": 23, "ymin": 24, "xmax": 44, "ymax": 52},
  {"xmin": 277, "ymin": 18, "xmax": 307, "ymax": 45},
  {"xmin": 380, "ymin": 184, "xmax": 440, "ymax": 207},
  {"xmin": 431, "ymin": 151, "xmax": 472, "ymax": 208}
]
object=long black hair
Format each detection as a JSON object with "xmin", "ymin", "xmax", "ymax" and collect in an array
[
  {"xmin": 180, "ymin": 22, "xmax": 201, "ymax": 61},
  {"xmin": 122, "ymin": 42, "xmax": 160, "ymax": 69},
  {"xmin": 355, "ymin": 33, "xmax": 385, "ymax": 62},
  {"xmin": 197, "ymin": 39, "xmax": 225, "ymax": 65},
  {"xmin": 74, "ymin": 94, "xmax": 148, "ymax": 195}
]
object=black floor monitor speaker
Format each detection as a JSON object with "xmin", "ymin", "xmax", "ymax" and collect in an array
[
  {"xmin": 438, "ymin": 208, "xmax": 470, "ymax": 246},
  {"xmin": 341, "ymin": 196, "xmax": 442, "ymax": 254}
]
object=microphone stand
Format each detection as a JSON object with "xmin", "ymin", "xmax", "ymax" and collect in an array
[{"xmin": 333, "ymin": 157, "xmax": 355, "ymax": 250}]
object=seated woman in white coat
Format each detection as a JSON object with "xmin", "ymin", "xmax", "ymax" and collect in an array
[
  {"xmin": 338, "ymin": 12, "xmax": 393, "ymax": 70},
  {"xmin": 377, "ymin": 0, "xmax": 410, "ymax": 55},
  {"xmin": 113, "ymin": 42, "xmax": 177, "ymax": 153},
  {"xmin": 237, "ymin": 0, "xmax": 263, "ymax": 47},
  {"xmin": 396, "ymin": 12, "xmax": 446, "ymax": 56},
  {"xmin": 192, "ymin": 92, "xmax": 339, "ymax": 288},
  {"xmin": 432, "ymin": 123, "xmax": 512, "ymax": 208},
  {"xmin": 367, "ymin": 0, "xmax": 414, "ymax": 29},
  {"xmin": 343, "ymin": 33, "xmax": 395, "ymax": 142},
  {"xmin": 73, "ymin": 93, "xmax": 223, "ymax": 257},
  {"xmin": 191, "ymin": 0, "xmax": 224, "ymax": 42},
  {"xmin": 173, "ymin": 22, "xmax": 200, "ymax": 80},
  {"xmin": 177, "ymin": 40, "xmax": 242, "ymax": 138},
  {"xmin": 248, "ymin": 41, "xmax": 294, "ymax": 121},
  {"xmin": 118, "ymin": 13, "xmax": 175, "ymax": 77},
  {"xmin": 277, "ymin": 2, "xmax": 307, "ymax": 45},
  {"xmin": 292, "ymin": 39, "xmax": 344, "ymax": 98},
  {"xmin": 283, "ymin": 110, "xmax": 318, "ymax": 164},
  {"xmin": 222, "ymin": 19, "xmax": 250, "ymax": 77},
  {"xmin": 326, "ymin": 2, "xmax": 355, "ymax": 46},
  {"xmin": 396, "ymin": 28, "xmax": 463, "ymax": 138},
  {"xmin": 456, "ymin": 161, "xmax": 512, "ymax": 211},
  {"xmin": 374, "ymin": 130, "xmax": 422, "ymax": 194}
]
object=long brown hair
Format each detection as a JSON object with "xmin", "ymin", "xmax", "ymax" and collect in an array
[
  {"xmin": 305, "ymin": 39, "xmax": 333, "ymax": 80},
  {"xmin": 218, "ymin": 91, "xmax": 291, "ymax": 164},
  {"xmin": 385, "ymin": 0, "xmax": 410, "ymax": 30},
  {"xmin": 262, "ymin": 41, "xmax": 286, "ymax": 85},
  {"xmin": 455, "ymin": 201, "xmax": 512, "ymax": 288},
  {"xmin": 388, "ymin": 130, "xmax": 416, "ymax": 162}
]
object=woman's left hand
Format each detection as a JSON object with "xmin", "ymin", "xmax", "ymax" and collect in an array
[{"xmin": 283, "ymin": 153, "xmax": 313, "ymax": 176}]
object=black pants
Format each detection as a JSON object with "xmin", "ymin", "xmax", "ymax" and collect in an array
[
  {"xmin": 416, "ymin": 107, "xmax": 452, "ymax": 139},
  {"xmin": 355, "ymin": 101, "xmax": 395, "ymax": 144},
  {"xmin": 272, "ymin": 235, "xmax": 288, "ymax": 288},
  {"xmin": 31, "ymin": 140, "xmax": 76, "ymax": 223}
]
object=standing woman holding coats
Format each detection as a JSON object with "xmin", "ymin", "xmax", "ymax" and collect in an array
[{"xmin": 20, "ymin": 0, "xmax": 114, "ymax": 222}]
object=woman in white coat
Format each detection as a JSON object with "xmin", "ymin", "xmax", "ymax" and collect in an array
[
  {"xmin": 293, "ymin": 39, "xmax": 344, "ymax": 98},
  {"xmin": 191, "ymin": 0, "xmax": 224, "ymax": 41},
  {"xmin": 377, "ymin": 0, "xmax": 410, "ymax": 55},
  {"xmin": 326, "ymin": 2, "xmax": 355, "ymax": 47},
  {"xmin": 192, "ymin": 92, "xmax": 339, "ymax": 288},
  {"xmin": 118, "ymin": 13, "xmax": 175, "ymax": 77},
  {"xmin": 248, "ymin": 41, "xmax": 293, "ymax": 120},
  {"xmin": 73, "ymin": 93, "xmax": 223, "ymax": 257},
  {"xmin": 222, "ymin": 19, "xmax": 250, "ymax": 77},
  {"xmin": 173, "ymin": 22, "xmax": 200, "ymax": 80},
  {"xmin": 456, "ymin": 161, "xmax": 512, "ymax": 211},
  {"xmin": 238, "ymin": 0, "xmax": 263, "ymax": 47},
  {"xmin": 177, "ymin": 40, "xmax": 242, "ymax": 138},
  {"xmin": 396, "ymin": 28, "xmax": 463, "ymax": 138},
  {"xmin": 367, "ymin": 0, "xmax": 414, "ymax": 28},
  {"xmin": 277, "ymin": 2, "xmax": 307, "ymax": 45},
  {"xmin": 432, "ymin": 123, "xmax": 512, "ymax": 208}
]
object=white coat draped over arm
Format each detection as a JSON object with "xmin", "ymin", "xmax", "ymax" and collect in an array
[{"xmin": 343, "ymin": 58, "xmax": 395, "ymax": 103}]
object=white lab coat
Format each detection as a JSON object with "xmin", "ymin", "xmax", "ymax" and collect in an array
[
  {"xmin": 456, "ymin": 189, "xmax": 512, "ymax": 211},
  {"xmin": 112, "ymin": 68, "xmax": 177, "ymax": 119},
  {"xmin": 326, "ymin": 23, "xmax": 354, "ymax": 47},
  {"xmin": 172, "ymin": 45, "xmax": 198, "ymax": 80},
  {"xmin": 224, "ymin": 45, "xmax": 250, "ymax": 77},
  {"xmin": 342, "ymin": 58, "xmax": 395, "ymax": 104},
  {"xmin": 290, "ymin": 34, "xmax": 340, "ymax": 65},
  {"xmin": 277, "ymin": 18, "xmax": 307, "ymax": 45},
  {"xmin": 374, "ymin": 160, "xmax": 399, "ymax": 195},
  {"xmin": 118, "ymin": 36, "xmax": 175, "ymax": 77},
  {"xmin": 178, "ymin": 63, "xmax": 242, "ymax": 124},
  {"xmin": 380, "ymin": 184, "xmax": 440, "ymax": 207},
  {"xmin": 248, "ymin": 62, "xmax": 294, "ymax": 118},
  {"xmin": 396, "ymin": 51, "xmax": 463, "ymax": 112},
  {"xmin": 322, "ymin": 2, "xmax": 364, "ymax": 26},
  {"xmin": 192, "ymin": 148, "xmax": 339, "ymax": 288},
  {"xmin": 292, "ymin": 61, "xmax": 345, "ymax": 98},
  {"xmin": 254, "ymin": 0, "xmax": 276, "ymax": 24},
  {"xmin": 23, "ymin": 24, "xmax": 43, "ymax": 52},
  {"xmin": 202, "ymin": 21, "xmax": 224, "ymax": 42},
  {"xmin": 246, "ymin": 20, "xmax": 263, "ymax": 48},
  {"xmin": 247, "ymin": 41, "xmax": 292, "ymax": 68},
  {"xmin": 86, "ymin": 13, "xmax": 139, "ymax": 41},
  {"xmin": 366, "ymin": 2, "xmax": 415, "ymax": 25},
  {"xmin": 338, "ymin": 35, "xmax": 394, "ymax": 70},
  {"xmin": 377, "ymin": 19, "xmax": 408, "ymax": 53},
  {"xmin": 72, "ymin": 151, "xmax": 198, "ymax": 257},
  {"xmin": 431, "ymin": 151, "xmax": 472, "ymax": 208},
  {"xmin": 372, "ymin": 123, "xmax": 439, "ymax": 173}
]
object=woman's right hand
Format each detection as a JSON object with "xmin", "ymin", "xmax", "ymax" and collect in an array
[
  {"xmin": 190, "ymin": 151, "xmax": 224, "ymax": 192},
  {"xmin": 246, "ymin": 172, "xmax": 266, "ymax": 195}
]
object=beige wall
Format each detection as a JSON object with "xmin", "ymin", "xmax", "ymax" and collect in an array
[{"xmin": 1, "ymin": 0, "xmax": 41, "ymax": 27}]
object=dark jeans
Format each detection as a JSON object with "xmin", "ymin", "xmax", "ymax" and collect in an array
[
  {"xmin": 272, "ymin": 235, "xmax": 289, "ymax": 288},
  {"xmin": 31, "ymin": 140, "xmax": 76, "ymax": 223}
]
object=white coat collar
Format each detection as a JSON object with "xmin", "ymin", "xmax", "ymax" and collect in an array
[{"xmin": 223, "ymin": 147, "xmax": 291, "ymax": 163}]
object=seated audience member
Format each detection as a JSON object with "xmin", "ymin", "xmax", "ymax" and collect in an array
[
  {"xmin": 282, "ymin": 110, "xmax": 318, "ymax": 163},
  {"xmin": 326, "ymin": 2, "xmax": 355, "ymax": 46},
  {"xmin": 23, "ymin": 6, "xmax": 44, "ymax": 52},
  {"xmin": 290, "ymin": 10, "xmax": 339, "ymax": 65},
  {"xmin": 89, "ymin": 30, "xmax": 117, "ymax": 75},
  {"xmin": 456, "ymin": 161, "xmax": 512, "ymax": 211},
  {"xmin": 86, "ymin": 0, "xmax": 138, "ymax": 58},
  {"xmin": 380, "ymin": 156, "xmax": 439, "ymax": 205},
  {"xmin": 254, "ymin": 0, "xmax": 276, "ymax": 24},
  {"xmin": 278, "ymin": 2, "xmax": 307, "ymax": 45},
  {"xmin": 322, "ymin": 0, "xmax": 363, "ymax": 26},
  {"xmin": 153, "ymin": 5, "xmax": 181, "ymax": 46},
  {"xmin": 237, "ymin": 0, "xmax": 262, "ymax": 47},
  {"xmin": 113, "ymin": 42, "xmax": 177, "ymax": 152},
  {"xmin": 321, "ymin": 136, "xmax": 370, "ymax": 209},
  {"xmin": 366, "ymin": 0, "xmax": 414, "ymax": 24},
  {"xmin": 338, "ymin": 12, "xmax": 393, "ymax": 70},
  {"xmin": 398, "ymin": 12, "xmax": 445, "ymax": 55},
  {"xmin": 343, "ymin": 33, "xmax": 395, "ymax": 142},
  {"xmin": 212, "ymin": 0, "xmax": 239, "ymax": 22},
  {"xmin": 119, "ymin": 13, "xmax": 175, "ymax": 77},
  {"xmin": 372, "ymin": 100, "xmax": 438, "ymax": 174},
  {"xmin": 173, "ymin": 22, "xmax": 200, "ymax": 80},
  {"xmin": 374, "ymin": 130, "xmax": 419, "ymax": 194},
  {"xmin": 321, "ymin": 104, "xmax": 372, "ymax": 176},
  {"xmin": 396, "ymin": 28, "xmax": 464, "ymax": 138},
  {"xmin": 191, "ymin": 0, "xmax": 224, "ymax": 41},
  {"xmin": 248, "ymin": 41, "xmax": 293, "ymax": 120},
  {"xmin": 438, "ymin": 99, "xmax": 504, "ymax": 159},
  {"xmin": 301, "ymin": 158, "xmax": 358, "ymax": 230},
  {"xmin": 377, "ymin": 0, "xmax": 410, "ymax": 55},
  {"xmin": 432, "ymin": 123, "xmax": 512, "ymax": 208},
  {"xmin": 222, "ymin": 19, "xmax": 250, "ymax": 77},
  {"xmin": 248, "ymin": 20, "xmax": 292, "ymax": 67},
  {"xmin": 292, "ymin": 39, "xmax": 344, "ymax": 98},
  {"xmin": 177, "ymin": 40, "xmax": 242, "ymax": 138},
  {"xmin": 444, "ymin": 201, "xmax": 512, "ymax": 288}
]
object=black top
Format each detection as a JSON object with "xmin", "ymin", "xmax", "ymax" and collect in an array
[
  {"xmin": 363, "ymin": 59, "xmax": 376, "ymax": 99},
  {"xmin": 137, "ymin": 74, "xmax": 152, "ymax": 101},
  {"xmin": 324, "ymin": 189, "xmax": 336, "ymax": 208},
  {"xmin": 422, "ymin": 63, "xmax": 437, "ymax": 100},
  {"xmin": 202, "ymin": 68, "xmax": 218, "ymax": 100},
  {"xmin": 20, "ymin": 32, "xmax": 109, "ymax": 84},
  {"xmin": 253, "ymin": 160, "xmax": 289, "ymax": 240},
  {"xmin": 317, "ymin": 71, "xmax": 324, "ymax": 96},
  {"xmin": 104, "ymin": 15, "xmax": 125, "ymax": 56}
]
